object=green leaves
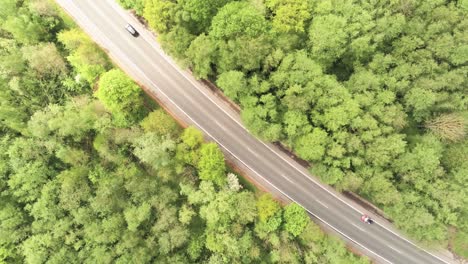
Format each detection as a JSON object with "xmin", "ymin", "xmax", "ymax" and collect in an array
[
  {"xmin": 132, "ymin": 132, "xmax": 176, "ymax": 172},
  {"xmin": 309, "ymin": 14, "xmax": 348, "ymax": 67},
  {"xmin": 58, "ymin": 28, "xmax": 111, "ymax": 83},
  {"xmin": 140, "ymin": 109, "xmax": 180, "ymax": 136},
  {"xmin": 216, "ymin": 71, "xmax": 246, "ymax": 101},
  {"xmin": 21, "ymin": 42, "xmax": 67, "ymax": 78},
  {"xmin": 294, "ymin": 128, "xmax": 328, "ymax": 161},
  {"xmin": 283, "ymin": 203, "xmax": 309, "ymax": 237},
  {"xmin": 256, "ymin": 194, "xmax": 282, "ymax": 234},
  {"xmin": 197, "ymin": 143, "xmax": 226, "ymax": 186},
  {"xmin": 181, "ymin": 0, "xmax": 233, "ymax": 32},
  {"xmin": 210, "ymin": 2, "xmax": 267, "ymax": 40},
  {"xmin": 265, "ymin": 0, "xmax": 313, "ymax": 33},
  {"xmin": 124, "ymin": 202, "xmax": 152, "ymax": 231},
  {"xmin": 185, "ymin": 34, "xmax": 216, "ymax": 79},
  {"xmin": 2, "ymin": 14, "xmax": 46, "ymax": 44},
  {"xmin": 95, "ymin": 69, "xmax": 146, "ymax": 126},
  {"xmin": 143, "ymin": 0, "xmax": 178, "ymax": 33}
]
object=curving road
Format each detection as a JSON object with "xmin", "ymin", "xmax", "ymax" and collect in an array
[{"xmin": 55, "ymin": 1, "xmax": 453, "ymax": 263}]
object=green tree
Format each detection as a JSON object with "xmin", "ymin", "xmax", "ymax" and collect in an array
[
  {"xmin": 265, "ymin": 0, "xmax": 312, "ymax": 33},
  {"xmin": 185, "ymin": 34, "xmax": 216, "ymax": 79},
  {"xmin": 2, "ymin": 14, "xmax": 46, "ymax": 44},
  {"xmin": 21, "ymin": 42, "xmax": 67, "ymax": 77},
  {"xmin": 210, "ymin": 2, "xmax": 267, "ymax": 39},
  {"xmin": 117, "ymin": 0, "xmax": 145, "ymax": 15},
  {"xmin": 176, "ymin": 126, "xmax": 204, "ymax": 166},
  {"xmin": 132, "ymin": 132, "xmax": 176, "ymax": 172},
  {"xmin": 293, "ymin": 128, "xmax": 328, "ymax": 161},
  {"xmin": 283, "ymin": 203, "xmax": 308, "ymax": 237},
  {"xmin": 241, "ymin": 94, "xmax": 283, "ymax": 141},
  {"xmin": 197, "ymin": 143, "xmax": 226, "ymax": 186},
  {"xmin": 140, "ymin": 109, "xmax": 180, "ymax": 136},
  {"xmin": 216, "ymin": 36, "xmax": 272, "ymax": 73},
  {"xmin": 256, "ymin": 194, "xmax": 282, "ymax": 234},
  {"xmin": 124, "ymin": 202, "xmax": 152, "ymax": 231},
  {"xmin": 181, "ymin": 0, "xmax": 233, "ymax": 33},
  {"xmin": 216, "ymin": 70, "xmax": 247, "ymax": 101},
  {"xmin": 160, "ymin": 26, "xmax": 196, "ymax": 61},
  {"xmin": 58, "ymin": 28, "xmax": 111, "ymax": 83},
  {"xmin": 95, "ymin": 69, "xmax": 146, "ymax": 126},
  {"xmin": 143, "ymin": 0, "xmax": 178, "ymax": 33},
  {"xmin": 308, "ymin": 14, "xmax": 348, "ymax": 67},
  {"xmin": 0, "ymin": 0, "xmax": 17, "ymax": 22}
]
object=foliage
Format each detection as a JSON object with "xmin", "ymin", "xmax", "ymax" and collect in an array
[
  {"xmin": 210, "ymin": 2, "xmax": 267, "ymax": 40},
  {"xmin": 4, "ymin": 0, "xmax": 466, "ymax": 262},
  {"xmin": 95, "ymin": 69, "xmax": 146, "ymax": 126},
  {"xmin": 453, "ymin": 230, "xmax": 468, "ymax": 258},
  {"xmin": 140, "ymin": 109, "xmax": 180, "ymax": 136},
  {"xmin": 58, "ymin": 28, "xmax": 111, "ymax": 83},
  {"xmin": 283, "ymin": 203, "xmax": 309, "ymax": 237},
  {"xmin": 0, "ymin": 4, "xmax": 83, "ymax": 133},
  {"xmin": 143, "ymin": 0, "xmax": 178, "ymax": 33},
  {"xmin": 132, "ymin": 132, "xmax": 176, "ymax": 172},
  {"xmin": 116, "ymin": 0, "xmax": 145, "ymax": 15},
  {"xmin": 226, "ymin": 173, "xmax": 242, "ymax": 192},
  {"xmin": 197, "ymin": 142, "xmax": 226, "ymax": 186},
  {"xmin": 185, "ymin": 33, "xmax": 217, "ymax": 79},
  {"xmin": 265, "ymin": 0, "xmax": 313, "ymax": 33}
]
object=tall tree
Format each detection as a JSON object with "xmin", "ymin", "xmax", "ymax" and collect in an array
[
  {"xmin": 95, "ymin": 69, "xmax": 146, "ymax": 126},
  {"xmin": 197, "ymin": 143, "xmax": 226, "ymax": 186}
]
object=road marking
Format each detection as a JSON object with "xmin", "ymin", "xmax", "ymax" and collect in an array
[
  {"xmin": 316, "ymin": 200, "xmax": 329, "ymax": 209},
  {"xmin": 281, "ymin": 174, "xmax": 294, "ymax": 184},
  {"xmin": 246, "ymin": 147, "xmax": 259, "ymax": 157},
  {"xmin": 214, "ymin": 120, "xmax": 227, "ymax": 131},
  {"xmin": 352, "ymin": 223, "xmax": 366, "ymax": 232},
  {"xmin": 388, "ymin": 246, "xmax": 402, "ymax": 254}
]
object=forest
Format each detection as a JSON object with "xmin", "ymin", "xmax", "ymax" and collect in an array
[
  {"xmin": 0, "ymin": 0, "xmax": 369, "ymax": 263},
  {"xmin": 117, "ymin": 0, "xmax": 468, "ymax": 258}
]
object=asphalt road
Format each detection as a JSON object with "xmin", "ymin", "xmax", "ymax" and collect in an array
[{"xmin": 55, "ymin": 1, "xmax": 452, "ymax": 263}]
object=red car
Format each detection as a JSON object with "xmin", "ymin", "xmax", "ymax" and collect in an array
[{"xmin": 361, "ymin": 214, "xmax": 373, "ymax": 224}]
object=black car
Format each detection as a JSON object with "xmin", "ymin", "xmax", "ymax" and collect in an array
[{"xmin": 125, "ymin": 24, "xmax": 139, "ymax": 37}]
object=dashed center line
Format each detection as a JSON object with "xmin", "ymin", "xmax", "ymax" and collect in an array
[
  {"xmin": 214, "ymin": 120, "xmax": 227, "ymax": 131},
  {"xmin": 281, "ymin": 174, "xmax": 294, "ymax": 184},
  {"xmin": 388, "ymin": 246, "xmax": 402, "ymax": 254},
  {"xmin": 246, "ymin": 147, "xmax": 259, "ymax": 157},
  {"xmin": 316, "ymin": 200, "xmax": 329, "ymax": 208},
  {"xmin": 352, "ymin": 223, "xmax": 366, "ymax": 232}
]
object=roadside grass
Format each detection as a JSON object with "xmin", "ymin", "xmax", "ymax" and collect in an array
[{"xmin": 452, "ymin": 230, "xmax": 468, "ymax": 259}]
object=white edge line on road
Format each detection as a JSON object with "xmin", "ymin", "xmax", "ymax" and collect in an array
[{"xmin": 65, "ymin": 1, "xmax": 448, "ymax": 263}]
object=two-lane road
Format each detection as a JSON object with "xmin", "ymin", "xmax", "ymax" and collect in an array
[{"xmin": 55, "ymin": 1, "xmax": 452, "ymax": 263}]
